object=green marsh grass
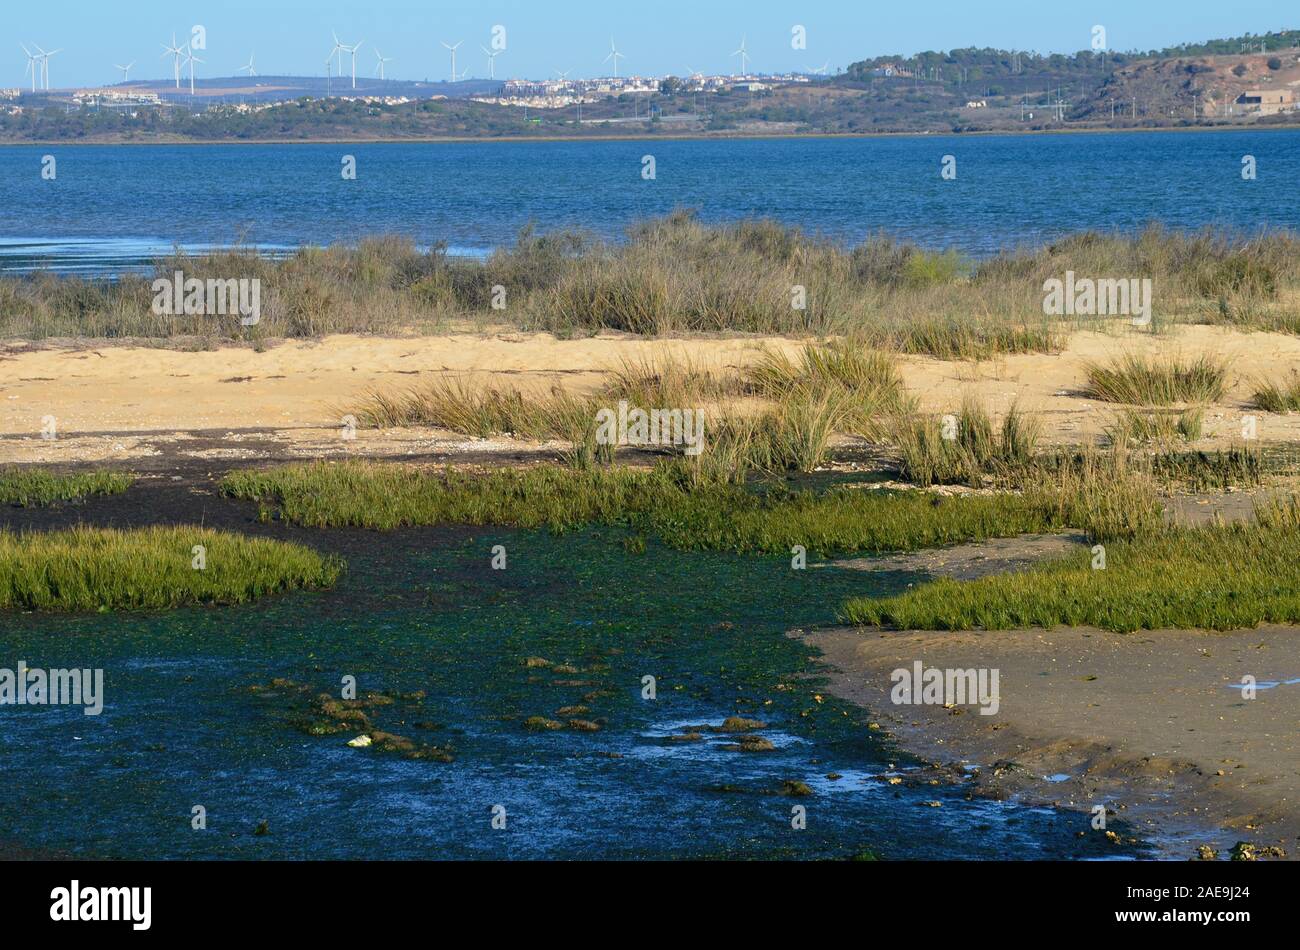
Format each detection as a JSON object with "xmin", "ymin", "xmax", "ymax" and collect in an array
[
  {"xmin": 0, "ymin": 526, "xmax": 341, "ymax": 611},
  {"xmin": 220, "ymin": 461, "xmax": 1079, "ymax": 557},
  {"xmin": 0, "ymin": 469, "xmax": 134, "ymax": 507},
  {"xmin": 842, "ymin": 500, "xmax": 1300, "ymax": 633}
]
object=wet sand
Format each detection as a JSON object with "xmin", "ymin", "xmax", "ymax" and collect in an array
[{"xmin": 800, "ymin": 622, "xmax": 1300, "ymax": 859}]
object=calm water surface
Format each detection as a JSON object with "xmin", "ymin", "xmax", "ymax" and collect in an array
[{"xmin": 1, "ymin": 129, "xmax": 1297, "ymax": 275}]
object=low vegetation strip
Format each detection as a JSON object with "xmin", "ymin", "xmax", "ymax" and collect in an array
[
  {"xmin": 220, "ymin": 461, "xmax": 1073, "ymax": 557},
  {"xmin": 0, "ymin": 469, "xmax": 134, "ymax": 507},
  {"xmin": 0, "ymin": 526, "xmax": 342, "ymax": 611},
  {"xmin": 6, "ymin": 216, "xmax": 1298, "ymax": 353},
  {"xmin": 842, "ymin": 498, "xmax": 1300, "ymax": 634}
]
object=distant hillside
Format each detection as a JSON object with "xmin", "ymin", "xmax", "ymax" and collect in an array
[{"xmin": 3, "ymin": 28, "xmax": 1300, "ymax": 142}]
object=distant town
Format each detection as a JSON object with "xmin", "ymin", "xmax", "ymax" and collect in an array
[{"xmin": 2, "ymin": 27, "xmax": 1299, "ymax": 141}]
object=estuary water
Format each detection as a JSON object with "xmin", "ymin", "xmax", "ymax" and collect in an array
[{"xmin": 0, "ymin": 128, "xmax": 1297, "ymax": 275}]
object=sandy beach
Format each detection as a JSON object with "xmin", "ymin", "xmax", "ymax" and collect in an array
[{"xmin": 3, "ymin": 324, "xmax": 1299, "ymax": 467}]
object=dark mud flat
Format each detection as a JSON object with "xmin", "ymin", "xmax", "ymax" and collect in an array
[{"xmin": 0, "ymin": 476, "xmax": 1149, "ymax": 859}]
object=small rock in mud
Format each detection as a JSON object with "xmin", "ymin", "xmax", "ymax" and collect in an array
[
  {"xmin": 369, "ymin": 731, "xmax": 416, "ymax": 754},
  {"xmin": 716, "ymin": 716, "xmax": 768, "ymax": 733},
  {"xmin": 523, "ymin": 716, "xmax": 564, "ymax": 732},
  {"xmin": 368, "ymin": 730, "xmax": 453, "ymax": 762},
  {"xmin": 723, "ymin": 735, "xmax": 775, "ymax": 753}
]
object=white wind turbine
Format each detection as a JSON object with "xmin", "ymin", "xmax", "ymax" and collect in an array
[
  {"xmin": 731, "ymin": 36, "xmax": 750, "ymax": 77},
  {"xmin": 335, "ymin": 33, "xmax": 363, "ymax": 89},
  {"xmin": 374, "ymin": 49, "xmax": 393, "ymax": 80},
  {"xmin": 161, "ymin": 33, "xmax": 185, "ymax": 88},
  {"xmin": 238, "ymin": 54, "xmax": 257, "ymax": 78},
  {"xmin": 481, "ymin": 45, "xmax": 501, "ymax": 80},
  {"xmin": 326, "ymin": 35, "xmax": 343, "ymax": 95},
  {"xmin": 114, "ymin": 61, "xmax": 136, "ymax": 82},
  {"xmin": 328, "ymin": 34, "xmax": 344, "ymax": 73},
  {"xmin": 21, "ymin": 45, "xmax": 38, "ymax": 93},
  {"xmin": 441, "ymin": 40, "xmax": 462, "ymax": 82},
  {"xmin": 36, "ymin": 46, "xmax": 62, "ymax": 90},
  {"xmin": 603, "ymin": 37, "xmax": 625, "ymax": 78},
  {"xmin": 184, "ymin": 44, "xmax": 203, "ymax": 95}
]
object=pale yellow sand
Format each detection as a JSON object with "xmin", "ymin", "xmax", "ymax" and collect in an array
[{"xmin": 1, "ymin": 323, "xmax": 1297, "ymax": 464}]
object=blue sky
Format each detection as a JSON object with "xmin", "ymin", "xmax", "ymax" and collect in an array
[{"xmin": 4, "ymin": 0, "xmax": 1297, "ymax": 88}]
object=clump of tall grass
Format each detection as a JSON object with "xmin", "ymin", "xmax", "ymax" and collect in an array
[
  {"xmin": 1107, "ymin": 407, "xmax": 1205, "ymax": 446},
  {"xmin": 1251, "ymin": 372, "xmax": 1300, "ymax": 412},
  {"xmin": 0, "ymin": 469, "xmax": 134, "ymax": 507},
  {"xmin": 891, "ymin": 400, "xmax": 1042, "ymax": 487},
  {"xmin": 842, "ymin": 500, "xmax": 1300, "ymax": 633},
  {"xmin": 603, "ymin": 354, "xmax": 745, "ymax": 406},
  {"xmin": 0, "ymin": 526, "xmax": 341, "ymax": 611},
  {"xmin": 1022, "ymin": 447, "xmax": 1162, "ymax": 542},
  {"xmin": 747, "ymin": 341, "xmax": 914, "ymax": 439},
  {"xmin": 353, "ymin": 379, "xmax": 599, "ymax": 441},
  {"xmin": 879, "ymin": 315, "xmax": 1063, "ymax": 362},
  {"xmin": 1083, "ymin": 354, "xmax": 1229, "ymax": 405}
]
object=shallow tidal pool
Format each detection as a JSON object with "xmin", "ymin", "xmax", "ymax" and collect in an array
[{"xmin": 0, "ymin": 524, "xmax": 1148, "ymax": 859}]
